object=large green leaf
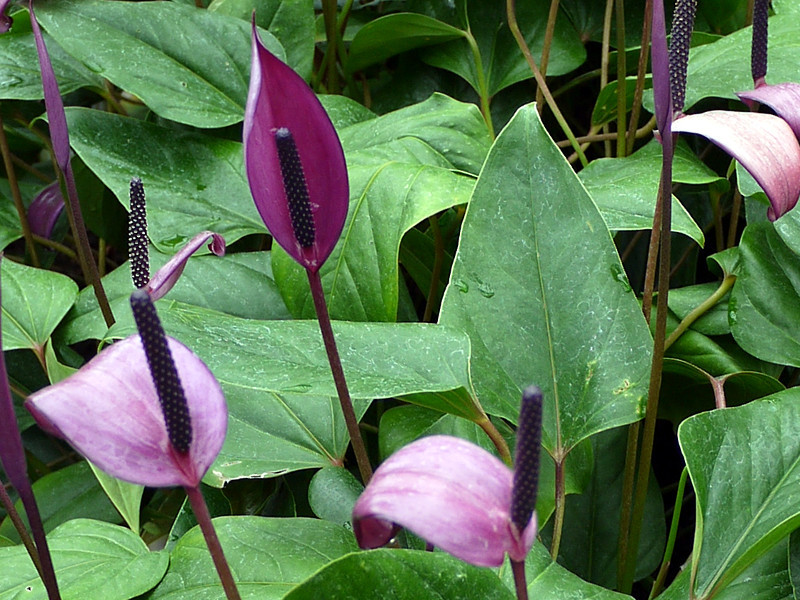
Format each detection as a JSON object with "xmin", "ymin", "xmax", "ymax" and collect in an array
[
  {"xmin": 102, "ymin": 301, "xmax": 479, "ymax": 484},
  {"xmin": 273, "ymin": 94, "xmax": 490, "ymax": 322},
  {"xmin": 439, "ymin": 104, "xmax": 652, "ymax": 455},
  {"xmin": 1, "ymin": 258, "xmax": 78, "ymax": 355},
  {"xmin": 682, "ymin": 12, "xmax": 800, "ymax": 110},
  {"xmin": 59, "ymin": 250, "xmax": 289, "ymax": 345},
  {"xmin": 0, "ymin": 519, "xmax": 167, "ymax": 599},
  {"xmin": 65, "ymin": 108, "xmax": 263, "ymax": 254},
  {"xmin": 285, "ymin": 548, "xmax": 515, "ymax": 600},
  {"xmin": 679, "ymin": 389, "xmax": 800, "ymax": 598},
  {"xmin": 579, "ymin": 139, "xmax": 719, "ymax": 245},
  {"xmin": 151, "ymin": 517, "xmax": 356, "ymax": 599},
  {"xmin": 36, "ymin": 0, "xmax": 284, "ymax": 128},
  {"xmin": 0, "ymin": 24, "xmax": 102, "ymax": 100},
  {"xmin": 730, "ymin": 222, "xmax": 800, "ymax": 366},
  {"xmin": 422, "ymin": 0, "xmax": 586, "ymax": 96}
]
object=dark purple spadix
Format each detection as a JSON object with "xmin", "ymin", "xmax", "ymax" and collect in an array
[
  {"xmin": 130, "ymin": 289, "xmax": 192, "ymax": 453},
  {"xmin": 668, "ymin": 0, "xmax": 698, "ymax": 115},
  {"xmin": 129, "ymin": 177, "xmax": 150, "ymax": 289},
  {"xmin": 751, "ymin": 0, "xmax": 769, "ymax": 86},
  {"xmin": 511, "ymin": 385, "xmax": 543, "ymax": 534},
  {"xmin": 274, "ymin": 128, "xmax": 316, "ymax": 248}
]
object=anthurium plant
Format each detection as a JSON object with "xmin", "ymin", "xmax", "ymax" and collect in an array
[{"xmin": 2, "ymin": 0, "xmax": 800, "ymax": 599}]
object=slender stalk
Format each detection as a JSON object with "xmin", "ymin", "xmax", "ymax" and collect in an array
[
  {"xmin": 463, "ymin": 29, "xmax": 495, "ymax": 138},
  {"xmin": 534, "ymin": 0, "xmax": 561, "ymax": 111},
  {"xmin": 601, "ymin": 0, "xmax": 614, "ymax": 157},
  {"xmin": 649, "ymin": 467, "xmax": 689, "ymax": 599},
  {"xmin": 615, "ymin": 0, "xmax": 628, "ymax": 157},
  {"xmin": 711, "ymin": 377, "xmax": 727, "ymax": 409},
  {"xmin": 616, "ymin": 422, "xmax": 639, "ymax": 589},
  {"xmin": 506, "ymin": 0, "xmax": 589, "ymax": 167},
  {"xmin": 727, "ymin": 188, "xmax": 742, "ymax": 248},
  {"xmin": 549, "ymin": 457, "xmax": 566, "ymax": 559},
  {"xmin": 558, "ymin": 116, "xmax": 656, "ymax": 148},
  {"xmin": 422, "ymin": 215, "xmax": 444, "ymax": 323},
  {"xmin": 620, "ymin": 140, "xmax": 673, "ymax": 594},
  {"xmin": 476, "ymin": 416, "xmax": 512, "ymax": 465},
  {"xmin": 511, "ymin": 559, "xmax": 529, "ymax": 600},
  {"xmin": 307, "ymin": 269, "xmax": 373, "ymax": 484},
  {"xmin": 31, "ymin": 234, "xmax": 77, "ymax": 260},
  {"xmin": 0, "ymin": 113, "xmax": 39, "ymax": 266},
  {"xmin": 664, "ymin": 274, "xmax": 735, "ymax": 351},
  {"xmin": 17, "ymin": 486, "xmax": 61, "ymax": 599},
  {"xmin": 184, "ymin": 485, "xmax": 241, "ymax": 600},
  {"xmin": 626, "ymin": 0, "xmax": 653, "ymax": 153},
  {"xmin": 0, "ymin": 482, "xmax": 43, "ymax": 578},
  {"xmin": 321, "ymin": 0, "xmax": 340, "ymax": 94}
]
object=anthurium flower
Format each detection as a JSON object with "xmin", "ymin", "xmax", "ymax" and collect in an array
[
  {"xmin": 243, "ymin": 21, "xmax": 348, "ymax": 272},
  {"xmin": 737, "ymin": 83, "xmax": 800, "ymax": 139},
  {"xmin": 25, "ymin": 320, "xmax": 227, "ymax": 488},
  {"xmin": 352, "ymin": 387, "xmax": 542, "ymax": 569},
  {"xmin": 27, "ymin": 181, "xmax": 64, "ymax": 239},
  {"xmin": 671, "ymin": 111, "xmax": 800, "ymax": 220}
]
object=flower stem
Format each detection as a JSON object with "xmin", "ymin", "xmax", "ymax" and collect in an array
[
  {"xmin": 664, "ymin": 274, "xmax": 736, "ymax": 351},
  {"xmin": 534, "ymin": 0, "xmax": 561, "ymax": 111},
  {"xmin": 18, "ymin": 486, "xmax": 61, "ymax": 600},
  {"xmin": 476, "ymin": 416, "xmax": 512, "ymax": 465},
  {"xmin": 307, "ymin": 269, "xmax": 373, "ymax": 485},
  {"xmin": 0, "ymin": 482, "xmax": 42, "ymax": 580},
  {"xmin": 511, "ymin": 558, "xmax": 529, "ymax": 600},
  {"xmin": 422, "ymin": 215, "xmax": 444, "ymax": 323},
  {"xmin": 184, "ymin": 485, "xmax": 241, "ymax": 600},
  {"xmin": 0, "ymin": 112, "xmax": 39, "ymax": 266},
  {"xmin": 648, "ymin": 467, "xmax": 689, "ymax": 599},
  {"xmin": 549, "ymin": 457, "xmax": 566, "ymax": 559},
  {"xmin": 463, "ymin": 28, "xmax": 495, "ymax": 139},
  {"xmin": 615, "ymin": 0, "xmax": 628, "ymax": 157}
]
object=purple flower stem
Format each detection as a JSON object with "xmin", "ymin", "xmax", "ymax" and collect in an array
[
  {"xmin": 307, "ymin": 269, "xmax": 373, "ymax": 485},
  {"xmin": 0, "ymin": 113, "xmax": 39, "ymax": 266},
  {"xmin": 184, "ymin": 485, "xmax": 241, "ymax": 600},
  {"xmin": 0, "ymin": 481, "xmax": 42, "ymax": 577},
  {"xmin": 511, "ymin": 558, "xmax": 528, "ymax": 600}
]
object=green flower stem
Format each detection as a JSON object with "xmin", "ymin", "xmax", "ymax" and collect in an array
[
  {"xmin": 476, "ymin": 416, "xmax": 512, "ymax": 466},
  {"xmin": 616, "ymin": 0, "xmax": 628, "ymax": 157},
  {"xmin": 184, "ymin": 485, "xmax": 241, "ymax": 600},
  {"xmin": 648, "ymin": 467, "xmax": 689, "ymax": 599},
  {"xmin": 0, "ymin": 112, "xmax": 39, "ymax": 266},
  {"xmin": 620, "ymin": 139, "xmax": 674, "ymax": 594},
  {"xmin": 664, "ymin": 274, "xmax": 736, "ymax": 351},
  {"xmin": 506, "ymin": 0, "xmax": 589, "ymax": 167},
  {"xmin": 422, "ymin": 215, "xmax": 444, "ymax": 323},
  {"xmin": 511, "ymin": 558, "xmax": 529, "ymax": 600},
  {"xmin": 307, "ymin": 269, "xmax": 374, "ymax": 485},
  {"xmin": 549, "ymin": 457, "xmax": 566, "ymax": 559},
  {"xmin": 463, "ymin": 29, "xmax": 495, "ymax": 139},
  {"xmin": 534, "ymin": 0, "xmax": 561, "ymax": 110},
  {"xmin": 0, "ymin": 482, "xmax": 43, "ymax": 581}
]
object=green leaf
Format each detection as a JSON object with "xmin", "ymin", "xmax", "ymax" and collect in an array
[
  {"xmin": 679, "ymin": 389, "xmax": 800, "ymax": 598},
  {"xmin": 58, "ymin": 249, "xmax": 289, "ymax": 345},
  {"xmin": 348, "ymin": 13, "xmax": 465, "ymax": 73},
  {"xmin": 1, "ymin": 258, "xmax": 78, "ymax": 355},
  {"xmin": 308, "ymin": 466, "xmax": 364, "ymax": 528},
  {"xmin": 730, "ymin": 222, "xmax": 800, "ymax": 366},
  {"xmin": 423, "ymin": 0, "xmax": 585, "ymax": 97},
  {"xmin": 0, "ymin": 519, "xmax": 167, "ymax": 599},
  {"xmin": 208, "ymin": 0, "xmax": 315, "ymax": 79},
  {"xmin": 64, "ymin": 108, "xmax": 263, "ymax": 254},
  {"xmin": 0, "ymin": 461, "xmax": 121, "ymax": 543},
  {"xmin": 102, "ymin": 301, "xmax": 479, "ymax": 484},
  {"xmin": 150, "ymin": 517, "xmax": 357, "ymax": 599},
  {"xmin": 591, "ymin": 75, "xmax": 652, "ymax": 127},
  {"xmin": 0, "ymin": 26, "xmax": 103, "ymax": 100},
  {"xmin": 579, "ymin": 139, "xmax": 719, "ymax": 245},
  {"xmin": 439, "ymin": 104, "xmax": 652, "ymax": 455},
  {"xmin": 36, "ymin": 0, "xmax": 284, "ymax": 128},
  {"xmin": 285, "ymin": 548, "xmax": 515, "ymax": 600},
  {"xmin": 682, "ymin": 13, "xmax": 800, "ymax": 110},
  {"xmin": 273, "ymin": 94, "xmax": 490, "ymax": 322},
  {"xmin": 87, "ymin": 464, "xmax": 143, "ymax": 534},
  {"xmin": 539, "ymin": 427, "xmax": 665, "ymax": 588}
]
